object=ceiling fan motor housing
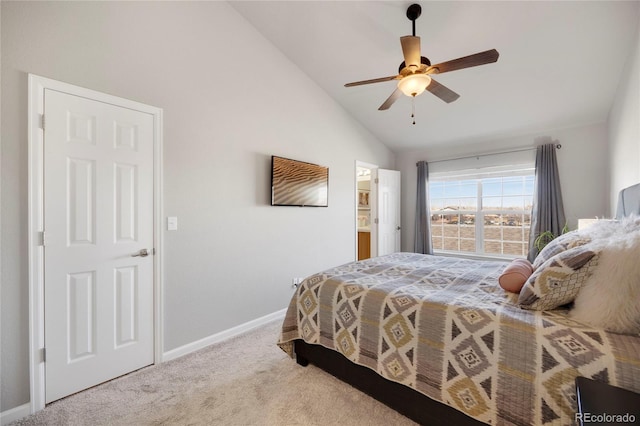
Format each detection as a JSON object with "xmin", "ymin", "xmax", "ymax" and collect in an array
[{"xmin": 398, "ymin": 56, "xmax": 431, "ymax": 74}]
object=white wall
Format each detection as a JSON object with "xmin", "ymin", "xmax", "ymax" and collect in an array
[
  {"xmin": 608, "ymin": 13, "xmax": 640, "ymax": 212},
  {"xmin": 396, "ymin": 122, "xmax": 610, "ymax": 253},
  {"xmin": 0, "ymin": 1, "xmax": 394, "ymax": 412}
]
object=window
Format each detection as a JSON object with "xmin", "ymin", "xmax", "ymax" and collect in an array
[{"xmin": 429, "ymin": 167, "xmax": 534, "ymax": 258}]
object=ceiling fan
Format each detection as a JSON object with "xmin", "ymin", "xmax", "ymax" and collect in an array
[{"xmin": 345, "ymin": 3, "xmax": 499, "ymax": 117}]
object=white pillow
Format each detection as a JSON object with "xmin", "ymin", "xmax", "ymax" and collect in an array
[{"xmin": 570, "ymin": 215, "xmax": 640, "ymax": 334}]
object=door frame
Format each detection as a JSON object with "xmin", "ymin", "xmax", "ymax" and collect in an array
[{"xmin": 27, "ymin": 74, "xmax": 164, "ymax": 413}]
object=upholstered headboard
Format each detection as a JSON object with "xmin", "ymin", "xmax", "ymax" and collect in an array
[{"xmin": 615, "ymin": 182, "xmax": 640, "ymax": 219}]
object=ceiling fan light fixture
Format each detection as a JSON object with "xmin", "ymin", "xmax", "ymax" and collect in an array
[{"xmin": 397, "ymin": 73, "xmax": 432, "ymax": 97}]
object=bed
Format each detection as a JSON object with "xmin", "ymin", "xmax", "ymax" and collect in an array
[{"xmin": 277, "ymin": 185, "xmax": 640, "ymax": 426}]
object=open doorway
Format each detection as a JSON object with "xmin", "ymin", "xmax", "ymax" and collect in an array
[
  {"xmin": 355, "ymin": 161, "xmax": 402, "ymax": 261},
  {"xmin": 355, "ymin": 161, "xmax": 377, "ymax": 261}
]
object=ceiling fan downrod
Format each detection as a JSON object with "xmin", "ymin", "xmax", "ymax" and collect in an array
[{"xmin": 406, "ymin": 4, "xmax": 422, "ymax": 36}]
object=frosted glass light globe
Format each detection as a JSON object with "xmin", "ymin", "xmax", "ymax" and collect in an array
[{"xmin": 397, "ymin": 74, "xmax": 432, "ymax": 97}]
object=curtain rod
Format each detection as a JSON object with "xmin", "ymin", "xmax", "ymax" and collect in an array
[{"xmin": 417, "ymin": 143, "xmax": 561, "ymax": 166}]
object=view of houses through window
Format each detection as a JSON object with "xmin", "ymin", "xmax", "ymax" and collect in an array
[{"xmin": 429, "ymin": 170, "xmax": 534, "ymax": 257}]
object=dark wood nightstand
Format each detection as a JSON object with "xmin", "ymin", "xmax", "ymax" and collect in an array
[{"xmin": 575, "ymin": 377, "xmax": 640, "ymax": 425}]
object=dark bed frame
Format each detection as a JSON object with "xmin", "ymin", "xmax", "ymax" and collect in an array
[{"xmin": 294, "ymin": 339, "xmax": 482, "ymax": 425}]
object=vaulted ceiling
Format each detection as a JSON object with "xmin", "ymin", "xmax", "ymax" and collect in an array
[{"xmin": 231, "ymin": 1, "xmax": 639, "ymax": 152}]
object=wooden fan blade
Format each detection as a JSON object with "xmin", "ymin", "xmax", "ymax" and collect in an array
[
  {"xmin": 427, "ymin": 49, "xmax": 499, "ymax": 74},
  {"xmin": 345, "ymin": 75, "xmax": 399, "ymax": 87},
  {"xmin": 400, "ymin": 36, "xmax": 421, "ymax": 69},
  {"xmin": 378, "ymin": 88, "xmax": 403, "ymax": 110},
  {"xmin": 426, "ymin": 78, "xmax": 460, "ymax": 103}
]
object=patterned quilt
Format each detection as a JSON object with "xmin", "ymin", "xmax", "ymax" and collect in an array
[{"xmin": 278, "ymin": 253, "xmax": 640, "ymax": 426}]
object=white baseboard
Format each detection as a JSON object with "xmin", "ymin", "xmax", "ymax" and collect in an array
[
  {"xmin": 1, "ymin": 403, "xmax": 31, "ymax": 426},
  {"xmin": 162, "ymin": 308, "xmax": 286, "ymax": 362}
]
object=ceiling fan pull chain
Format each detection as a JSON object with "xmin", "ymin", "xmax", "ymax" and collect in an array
[{"xmin": 411, "ymin": 96, "xmax": 416, "ymax": 125}]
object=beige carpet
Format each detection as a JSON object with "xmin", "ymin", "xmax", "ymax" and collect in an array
[{"xmin": 12, "ymin": 320, "xmax": 418, "ymax": 425}]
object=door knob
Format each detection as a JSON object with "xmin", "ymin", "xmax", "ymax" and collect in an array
[{"xmin": 131, "ymin": 249, "xmax": 149, "ymax": 257}]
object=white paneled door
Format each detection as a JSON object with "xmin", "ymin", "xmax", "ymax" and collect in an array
[
  {"xmin": 44, "ymin": 89, "xmax": 155, "ymax": 403},
  {"xmin": 377, "ymin": 169, "xmax": 401, "ymax": 256}
]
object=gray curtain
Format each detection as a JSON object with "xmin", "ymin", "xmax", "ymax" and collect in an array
[
  {"xmin": 527, "ymin": 144, "xmax": 565, "ymax": 262},
  {"xmin": 414, "ymin": 161, "xmax": 433, "ymax": 254}
]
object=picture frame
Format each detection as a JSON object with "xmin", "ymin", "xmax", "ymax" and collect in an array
[
  {"xmin": 271, "ymin": 156, "xmax": 329, "ymax": 207},
  {"xmin": 358, "ymin": 190, "xmax": 370, "ymax": 208}
]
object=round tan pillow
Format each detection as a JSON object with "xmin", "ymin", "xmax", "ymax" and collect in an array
[{"xmin": 499, "ymin": 258, "xmax": 534, "ymax": 293}]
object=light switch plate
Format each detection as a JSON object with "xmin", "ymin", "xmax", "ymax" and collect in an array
[{"xmin": 167, "ymin": 216, "xmax": 178, "ymax": 231}]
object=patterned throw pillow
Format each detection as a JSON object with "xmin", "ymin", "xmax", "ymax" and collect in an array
[
  {"xmin": 532, "ymin": 231, "xmax": 591, "ymax": 270},
  {"xmin": 519, "ymin": 245, "xmax": 598, "ymax": 311}
]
